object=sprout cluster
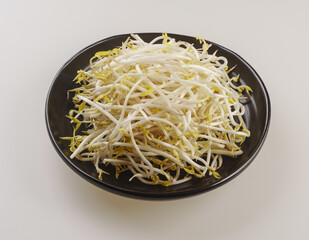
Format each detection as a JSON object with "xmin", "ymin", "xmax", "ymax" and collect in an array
[{"xmin": 62, "ymin": 33, "xmax": 252, "ymax": 186}]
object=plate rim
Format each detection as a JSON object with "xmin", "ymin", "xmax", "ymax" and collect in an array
[{"xmin": 45, "ymin": 32, "xmax": 271, "ymax": 200}]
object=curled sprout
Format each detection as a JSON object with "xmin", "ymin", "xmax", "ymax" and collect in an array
[{"xmin": 62, "ymin": 33, "xmax": 252, "ymax": 186}]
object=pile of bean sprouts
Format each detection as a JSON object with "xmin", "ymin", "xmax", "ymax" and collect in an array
[{"xmin": 62, "ymin": 33, "xmax": 252, "ymax": 186}]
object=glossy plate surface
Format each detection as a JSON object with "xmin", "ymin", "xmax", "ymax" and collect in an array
[{"xmin": 45, "ymin": 33, "xmax": 271, "ymax": 200}]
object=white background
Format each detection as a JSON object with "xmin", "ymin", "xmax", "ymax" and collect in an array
[{"xmin": 1, "ymin": 0, "xmax": 309, "ymax": 239}]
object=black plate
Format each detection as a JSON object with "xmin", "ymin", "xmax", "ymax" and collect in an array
[{"xmin": 45, "ymin": 33, "xmax": 271, "ymax": 200}]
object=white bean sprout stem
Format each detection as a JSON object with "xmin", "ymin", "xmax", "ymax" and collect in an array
[{"xmin": 61, "ymin": 33, "xmax": 252, "ymax": 186}]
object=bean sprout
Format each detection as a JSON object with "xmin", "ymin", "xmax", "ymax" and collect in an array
[{"xmin": 61, "ymin": 33, "xmax": 252, "ymax": 186}]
